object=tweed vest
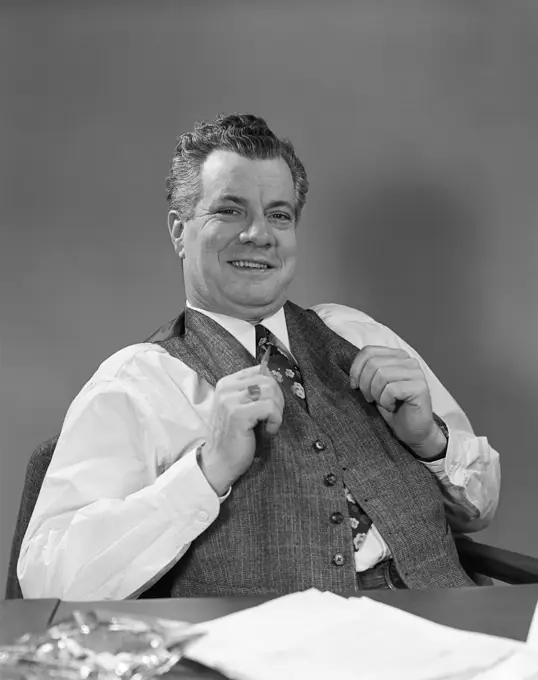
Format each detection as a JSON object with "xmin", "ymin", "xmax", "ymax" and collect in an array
[{"xmin": 154, "ymin": 301, "xmax": 473, "ymax": 595}]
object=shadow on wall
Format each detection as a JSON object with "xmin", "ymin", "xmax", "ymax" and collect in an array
[{"xmin": 335, "ymin": 170, "xmax": 487, "ymax": 403}]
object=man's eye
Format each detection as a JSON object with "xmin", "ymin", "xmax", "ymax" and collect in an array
[
  {"xmin": 218, "ymin": 208, "xmax": 242, "ymax": 216},
  {"xmin": 271, "ymin": 213, "xmax": 292, "ymax": 221}
]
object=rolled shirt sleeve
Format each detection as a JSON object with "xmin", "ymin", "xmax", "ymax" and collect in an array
[{"xmin": 18, "ymin": 346, "xmax": 223, "ymax": 601}]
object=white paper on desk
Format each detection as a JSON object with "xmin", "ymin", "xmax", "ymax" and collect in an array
[
  {"xmin": 183, "ymin": 589, "xmax": 538, "ymax": 680},
  {"xmin": 527, "ymin": 598, "xmax": 538, "ymax": 651}
]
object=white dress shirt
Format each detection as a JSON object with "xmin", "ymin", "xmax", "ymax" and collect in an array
[{"xmin": 18, "ymin": 302, "xmax": 500, "ymax": 600}]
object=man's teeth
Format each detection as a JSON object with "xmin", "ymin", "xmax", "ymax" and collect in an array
[{"xmin": 231, "ymin": 261, "xmax": 269, "ymax": 269}]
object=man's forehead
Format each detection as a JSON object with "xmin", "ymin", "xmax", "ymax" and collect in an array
[{"xmin": 201, "ymin": 150, "xmax": 294, "ymax": 196}]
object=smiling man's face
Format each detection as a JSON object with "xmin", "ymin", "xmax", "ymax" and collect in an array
[{"xmin": 169, "ymin": 150, "xmax": 298, "ymax": 322}]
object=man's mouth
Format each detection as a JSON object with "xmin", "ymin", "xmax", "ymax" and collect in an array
[{"xmin": 229, "ymin": 260, "xmax": 273, "ymax": 270}]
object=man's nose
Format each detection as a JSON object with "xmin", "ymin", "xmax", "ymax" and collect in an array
[{"xmin": 239, "ymin": 216, "xmax": 275, "ymax": 246}]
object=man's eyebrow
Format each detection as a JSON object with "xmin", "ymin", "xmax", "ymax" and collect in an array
[
  {"xmin": 213, "ymin": 194, "xmax": 249, "ymax": 207},
  {"xmin": 265, "ymin": 200, "xmax": 295, "ymax": 213}
]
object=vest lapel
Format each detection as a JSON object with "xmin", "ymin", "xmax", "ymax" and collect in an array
[
  {"xmin": 284, "ymin": 301, "xmax": 376, "ymax": 416},
  {"xmin": 156, "ymin": 307, "xmax": 258, "ymax": 389},
  {"xmin": 284, "ymin": 300, "xmax": 357, "ymax": 378}
]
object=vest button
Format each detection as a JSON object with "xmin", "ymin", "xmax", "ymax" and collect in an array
[
  {"xmin": 332, "ymin": 552, "xmax": 345, "ymax": 567},
  {"xmin": 330, "ymin": 511, "xmax": 344, "ymax": 524},
  {"xmin": 313, "ymin": 439, "xmax": 326, "ymax": 451},
  {"xmin": 324, "ymin": 473, "xmax": 337, "ymax": 486}
]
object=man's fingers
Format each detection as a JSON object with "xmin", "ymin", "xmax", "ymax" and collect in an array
[
  {"xmin": 242, "ymin": 373, "xmax": 280, "ymax": 389},
  {"xmin": 377, "ymin": 379, "xmax": 430, "ymax": 412},
  {"xmin": 240, "ymin": 399, "xmax": 283, "ymax": 433},
  {"xmin": 361, "ymin": 362, "xmax": 423, "ymax": 403},
  {"xmin": 219, "ymin": 371, "xmax": 277, "ymax": 394},
  {"xmin": 246, "ymin": 384, "xmax": 262, "ymax": 401},
  {"xmin": 217, "ymin": 366, "xmax": 271, "ymax": 392},
  {"xmin": 233, "ymin": 365, "xmax": 275, "ymax": 380},
  {"xmin": 350, "ymin": 346, "xmax": 410, "ymax": 389},
  {"xmin": 264, "ymin": 401, "xmax": 284, "ymax": 434},
  {"xmin": 244, "ymin": 374, "xmax": 284, "ymax": 409},
  {"xmin": 239, "ymin": 381, "xmax": 284, "ymax": 409}
]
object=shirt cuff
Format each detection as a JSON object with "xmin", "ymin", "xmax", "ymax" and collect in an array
[
  {"xmin": 153, "ymin": 447, "xmax": 221, "ymax": 525},
  {"xmin": 418, "ymin": 423, "xmax": 463, "ymax": 483},
  {"xmin": 194, "ymin": 443, "xmax": 232, "ymax": 503}
]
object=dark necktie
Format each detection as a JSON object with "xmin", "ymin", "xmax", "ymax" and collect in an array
[
  {"xmin": 254, "ymin": 324, "xmax": 373, "ymax": 555},
  {"xmin": 255, "ymin": 324, "xmax": 306, "ymax": 403}
]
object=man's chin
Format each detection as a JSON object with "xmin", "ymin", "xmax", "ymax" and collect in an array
[{"xmin": 223, "ymin": 294, "xmax": 287, "ymax": 320}]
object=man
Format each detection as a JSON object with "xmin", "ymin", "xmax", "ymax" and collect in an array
[{"xmin": 18, "ymin": 114, "xmax": 500, "ymax": 600}]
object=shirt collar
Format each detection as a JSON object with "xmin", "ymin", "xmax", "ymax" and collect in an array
[{"xmin": 185, "ymin": 300, "xmax": 291, "ymax": 358}]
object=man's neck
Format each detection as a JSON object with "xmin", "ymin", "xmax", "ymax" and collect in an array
[{"xmin": 185, "ymin": 299, "xmax": 285, "ymax": 325}]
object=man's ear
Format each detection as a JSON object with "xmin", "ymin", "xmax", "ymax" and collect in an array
[{"xmin": 167, "ymin": 210, "xmax": 185, "ymax": 259}]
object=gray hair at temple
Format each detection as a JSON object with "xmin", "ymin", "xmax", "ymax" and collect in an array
[{"xmin": 165, "ymin": 113, "xmax": 309, "ymax": 222}]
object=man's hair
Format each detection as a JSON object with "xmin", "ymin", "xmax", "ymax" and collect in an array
[{"xmin": 165, "ymin": 113, "xmax": 309, "ymax": 222}]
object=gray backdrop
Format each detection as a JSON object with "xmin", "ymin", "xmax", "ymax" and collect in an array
[{"xmin": 1, "ymin": 0, "xmax": 537, "ymax": 592}]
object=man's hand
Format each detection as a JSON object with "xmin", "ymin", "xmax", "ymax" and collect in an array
[
  {"xmin": 199, "ymin": 365, "xmax": 285, "ymax": 496},
  {"xmin": 349, "ymin": 346, "xmax": 447, "ymax": 460}
]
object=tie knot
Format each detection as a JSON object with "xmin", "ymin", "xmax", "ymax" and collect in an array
[{"xmin": 255, "ymin": 323, "xmax": 270, "ymax": 342}]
